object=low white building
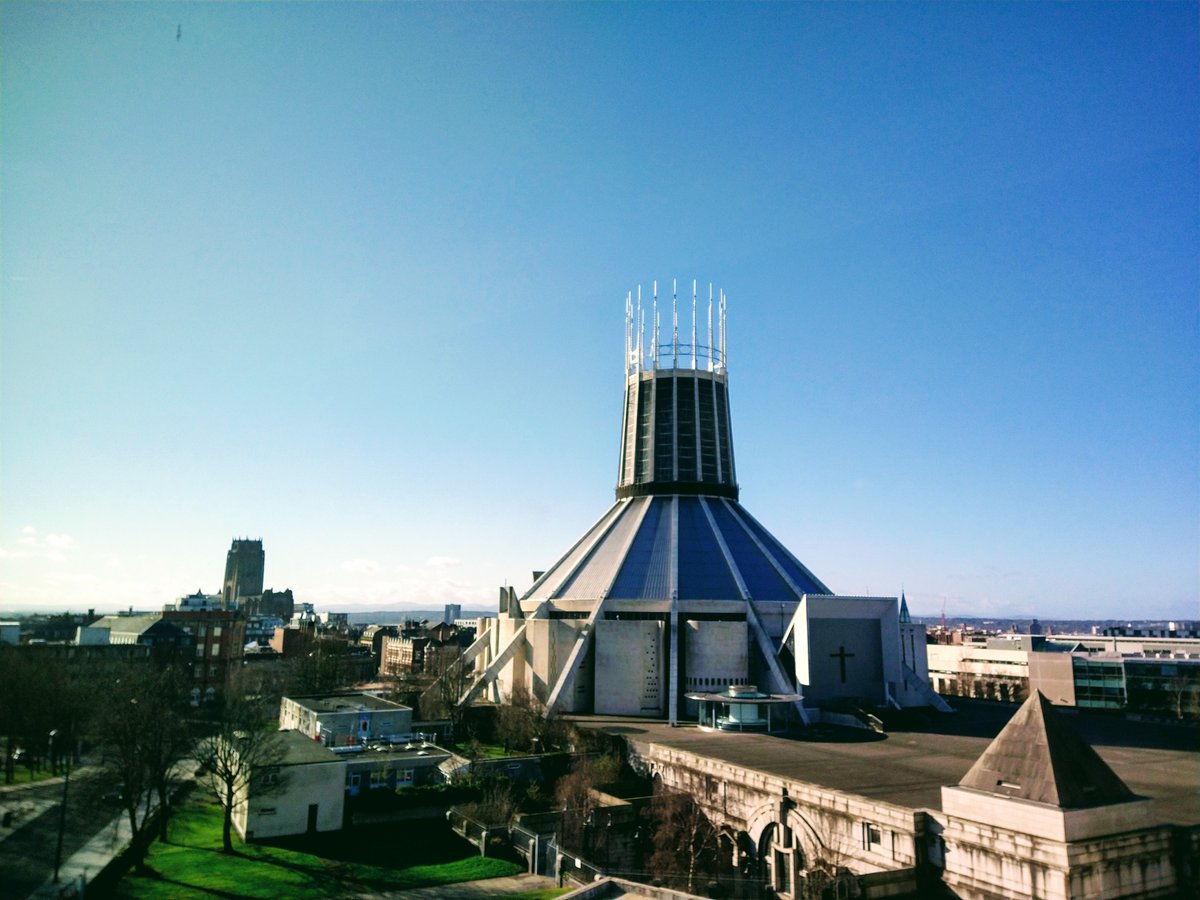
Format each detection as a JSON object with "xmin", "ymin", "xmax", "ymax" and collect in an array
[
  {"xmin": 279, "ymin": 692, "xmax": 414, "ymax": 748},
  {"xmin": 234, "ymin": 730, "xmax": 346, "ymax": 842}
]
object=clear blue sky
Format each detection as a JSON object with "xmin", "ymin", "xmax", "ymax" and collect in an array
[{"xmin": 2, "ymin": 2, "xmax": 1196, "ymax": 619}]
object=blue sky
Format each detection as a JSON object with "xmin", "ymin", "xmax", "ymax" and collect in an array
[{"xmin": 2, "ymin": 2, "xmax": 1196, "ymax": 619}]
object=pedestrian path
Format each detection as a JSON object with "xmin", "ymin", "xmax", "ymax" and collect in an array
[
  {"xmin": 0, "ymin": 766, "xmax": 102, "ymax": 852},
  {"xmin": 25, "ymin": 801, "xmax": 131, "ymax": 898}
]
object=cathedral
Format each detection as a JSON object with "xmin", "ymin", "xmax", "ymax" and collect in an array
[{"xmin": 464, "ymin": 283, "xmax": 944, "ymax": 723}]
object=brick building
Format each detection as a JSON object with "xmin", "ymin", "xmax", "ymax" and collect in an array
[{"xmin": 161, "ymin": 608, "xmax": 245, "ymax": 703}]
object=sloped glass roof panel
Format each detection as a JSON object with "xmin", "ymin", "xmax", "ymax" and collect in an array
[
  {"xmin": 677, "ymin": 497, "xmax": 741, "ymax": 600},
  {"xmin": 608, "ymin": 496, "xmax": 672, "ymax": 600},
  {"xmin": 731, "ymin": 503, "xmax": 829, "ymax": 595},
  {"xmin": 555, "ymin": 497, "xmax": 649, "ymax": 599},
  {"xmin": 706, "ymin": 499, "xmax": 798, "ymax": 602}
]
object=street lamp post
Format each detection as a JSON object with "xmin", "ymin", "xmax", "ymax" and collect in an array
[{"xmin": 49, "ymin": 728, "xmax": 71, "ymax": 883}]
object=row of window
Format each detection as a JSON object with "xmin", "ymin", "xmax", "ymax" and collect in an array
[
  {"xmin": 347, "ymin": 769, "xmax": 414, "ymax": 789},
  {"xmin": 686, "ymin": 676, "xmax": 741, "ymax": 687},
  {"xmin": 181, "ymin": 624, "xmax": 222, "ymax": 638}
]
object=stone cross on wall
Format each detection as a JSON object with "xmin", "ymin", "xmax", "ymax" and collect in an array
[{"xmin": 830, "ymin": 645, "xmax": 855, "ymax": 683}]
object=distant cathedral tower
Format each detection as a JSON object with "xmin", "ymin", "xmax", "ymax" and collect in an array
[{"xmin": 222, "ymin": 538, "xmax": 264, "ymax": 609}]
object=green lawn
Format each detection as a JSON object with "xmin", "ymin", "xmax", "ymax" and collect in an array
[
  {"xmin": 3, "ymin": 765, "xmax": 56, "ymax": 785},
  {"xmin": 452, "ymin": 741, "xmax": 514, "ymax": 759},
  {"xmin": 114, "ymin": 797, "xmax": 522, "ymax": 898}
]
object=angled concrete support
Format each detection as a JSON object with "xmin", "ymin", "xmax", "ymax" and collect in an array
[
  {"xmin": 902, "ymin": 662, "xmax": 954, "ymax": 712},
  {"xmin": 543, "ymin": 603, "xmax": 606, "ymax": 714},
  {"xmin": 459, "ymin": 623, "xmax": 528, "ymax": 706},
  {"xmin": 418, "ymin": 628, "xmax": 493, "ymax": 714},
  {"xmin": 544, "ymin": 497, "xmax": 653, "ymax": 716},
  {"xmin": 747, "ymin": 602, "xmax": 810, "ymax": 726}
]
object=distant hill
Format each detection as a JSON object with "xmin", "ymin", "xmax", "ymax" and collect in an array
[{"xmin": 910, "ymin": 615, "xmax": 1194, "ymax": 634}]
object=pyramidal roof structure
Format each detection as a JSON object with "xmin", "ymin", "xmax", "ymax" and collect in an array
[
  {"xmin": 959, "ymin": 690, "xmax": 1136, "ymax": 809},
  {"xmin": 522, "ymin": 281, "xmax": 829, "ymax": 605}
]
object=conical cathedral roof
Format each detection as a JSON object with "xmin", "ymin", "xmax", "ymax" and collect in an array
[
  {"xmin": 522, "ymin": 494, "xmax": 829, "ymax": 603},
  {"xmin": 523, "ymin": 284, "xmax": 830, "ymax": 606},
  {"xmin": 959, "ymin": 691, "xmax": 1135, "ymax": 808}
]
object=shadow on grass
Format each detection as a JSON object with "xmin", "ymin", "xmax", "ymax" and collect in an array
[
  {"xmin": 136, "ymin": 865, "xmax": 245, "ymax": 898},
  {"xmin": 123, "ymin": 800, "xmax": 521, "ymax": 897},
  {"xmin": 260, "ymin": 819, "xmax": 478, "ymax": 870},
  {"xmin": 129, "ymin": 837, "xmax": 344, "ymax": 897}
]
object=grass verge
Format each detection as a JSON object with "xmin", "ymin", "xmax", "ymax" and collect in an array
[{"xmin": 113, "ymin": 796, "xmax": 522, "ymax": 898}]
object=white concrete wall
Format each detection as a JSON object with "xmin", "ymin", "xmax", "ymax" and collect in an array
[
  {"xmin": 899, "ymin": 623, "xmax": 927, "ymax": 679},
  {"xmin": 627, "ymin": 740, "xmax": 923, "ymax": 880},
  {"xmin": 236, "ymin": 760, "xmax": 346, "ymax": 841},
  {"xmin": 595, "ymin": 619, "xmax": 664, "ymax": 716},
  {"xmin": 1028, "ymin": 652, "xmax": 1077, "ymax": 706},
  {"xmin": 942, "ymin": 786, "xmax": 1158, "ymax": 843},
  {"xmin": 522, "ymin": 617, "xmax": 587, "ymax": 709},
  {"xmin": 684, "ymin": 620, "xmax": 748, "ymax": 691},
  {"xmin": 940, "ymin": 811, "xmax": 1176, "ymax": 900},
  {"xmin": 74, "ymin": 626, "xmax": 110, "ymax": 646}
]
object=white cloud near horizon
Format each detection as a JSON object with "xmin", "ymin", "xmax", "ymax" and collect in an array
[{"xmin": 2, "ymin": 527, "xmax": 75, "ymax": 562}]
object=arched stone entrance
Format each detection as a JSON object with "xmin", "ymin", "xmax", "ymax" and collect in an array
[{"xmin": 746, "ymin": 794, "xmax": 840, "ymax": 899}]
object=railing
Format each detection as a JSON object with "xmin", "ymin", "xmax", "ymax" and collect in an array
[
  {"xmin": 446, "ymin": 807, "xmax": 506, "ymax": 857},
  {"xmin": 557, "ymin": 851, "xmax": 606, "ymax": 887}
]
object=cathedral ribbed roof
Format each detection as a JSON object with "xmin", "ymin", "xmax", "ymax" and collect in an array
[{"xmin": 522, "ymin": 494, "xmax": 830, "ymax": 603}]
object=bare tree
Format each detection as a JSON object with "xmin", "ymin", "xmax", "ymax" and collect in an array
[
  {"xmin": 97, "ymin": 662, "xmax": 192, "ymax": 844},
  {"xmin": 1169, "ymin": 669, "xmax": 1200, "ymax": 720},
  {"xmin": 495, "ymin": 684, "xmax": 575, "ymax": 755},
  {"xmin": 646, "ymin": 789, "xmax": 718, "ymax": 894},
  {"xmin": 796, "ymin": 814, "xmax": 857, "ymax": 900},
  {"xmin": 555, "ymin": 753, "xmax": 622, "ymax": 855},
  {"xmin": 420, "ymin": 644, "xmax": 473, "ymax": 739},
  {"xmin": 495, "ymin": 686, "xmax": 538, "ymax": 754},
  {"xmin": 460, "ymin": 778, "xmax": 519, "ymax": 827},
  {"xmin": 141, "ymin": 667, "xmax": 194, "ymax": 840},
  {"xmin": 0, "ymin": 650, "xmax": 87, "ymax": 784},
  {"xmin": 195, "ymin": 672, "xmax": 285, "ymax": 852}
]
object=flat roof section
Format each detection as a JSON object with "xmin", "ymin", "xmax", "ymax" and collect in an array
[
  {"xmin": 285, "ymin": 693, "xmax": 408, "ymax": 714},
  {"xmin": 578, "ymin": 708, "xmax": 1199, "ymax": 827},
  {"xmin": 274, "ymin": 730, "xmax": 342, "ymax": 766},
  {"xmin": 340, "ymin": 742, "xmax": 451, "ymax": 767}
]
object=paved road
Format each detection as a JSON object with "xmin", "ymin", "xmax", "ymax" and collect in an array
[{"xmin": 0, "ymin": 767, "xmax": 122, "ymax": 900}]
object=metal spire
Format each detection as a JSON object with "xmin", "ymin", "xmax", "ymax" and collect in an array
[
  {"xmin": 691, "ymin": 279, "xmax": 697, "ymax": 370},
  {"xmin": 671, "ymin": 278, "xmax": 678, "ymax": 368}
]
